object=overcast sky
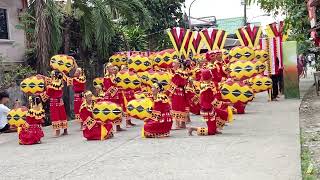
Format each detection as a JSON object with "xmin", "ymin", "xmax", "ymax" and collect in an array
[{"xmin": 184, "ymin": 0, "xmax": 284, "ymax": 26}]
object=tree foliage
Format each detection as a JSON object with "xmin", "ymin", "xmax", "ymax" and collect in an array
[{"xmin": 246, "ymin": 0, "xmax": 312, "ymax": 53}]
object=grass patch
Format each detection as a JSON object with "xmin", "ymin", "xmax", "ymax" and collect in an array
[{"xmin": 301, "ymin": 132, "xmax": 318, "ymax": 180}]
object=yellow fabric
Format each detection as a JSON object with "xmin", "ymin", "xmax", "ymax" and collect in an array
[
  {"xmin": 227, "ymin": 106, "xmax": 233, "ymax": 123},
  {"xmin": 235, "ymin": 29, "xmax": 246, "ymax": 46},
  {"xmin": 141, "ymin": 126, "xmax": 145, "ymax": 138},
  {"xmin": 167, "ymin": 29, "xmax": 181, "ymax": 57},
  {"xmin": 100, "ymin": 124, "xmax": 108, "ymax": 140}
]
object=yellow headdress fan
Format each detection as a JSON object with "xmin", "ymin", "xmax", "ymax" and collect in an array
[
  {"xmin": 255, "ymin": 49, "xmax": 269, "ymax": 63},
  {"xmin": 7, "ymin": 107, "xmax": 28, "ymax": 128},
  {"xmin": 20, "ymin": 75, "xmax": 45, "ymax": 95},
  {"xmin": 109, "ymin": 53, "xmax": 127, "ymax": 67},
  {"xmin": 248, "ymin": 75, "xmax": 272, "ymax": 93},
  {"xmin": 150, "ymin": 71, "xmax": 172, "ymax": 90},
  {"xmin": 114, "ymin": 70, "xmax": 141, "ymax": 90},
  {"xmin": 127, "ymin": 98, "xmax": 153, "ymax": 120},
  {"xmin": 229, "ymin": 46, "xmax": 255, "ymax": 62},
  {"xmin": 154, "ymin": 49, "xmax": 178, "ymax": 69},
  {"xmin": 93, "ymin": 77, "xmax": 104, "ymax": 88},
  {"xmin": 50, "ymin": 54, "xmax": 75, "ymax": 73},
  {"xmin": 92, "ymin": 101, "xmax": 122, "ymax": 122},
  {"xmin": 138, "ymin": 70, "xmax": 154, "ymax": 86},
  {"xmin": 128, "ymin": 54, "xmax": 152, "ymax": 72},
  {"xmin": 229, "ymin": 60, "xmax": 258, "ymax": 81},
  {"xmin": 220, "ymin": 81, "xmax": 254, "ymax": 104},
  {"xmin": 253, "ymin": 60, "xmax": 266, "ymax": 74}
]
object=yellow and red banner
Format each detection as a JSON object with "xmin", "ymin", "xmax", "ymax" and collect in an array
[
  {"xmin": 188, "ymin": 31, "xmax": 203, "ymax": 56},
  {"xmin": 167, "ymin": 27, "xmax": 191, "ymax": 58},
  {"xmin": 235, "ymin": 24, "xmax": 262, "ymax": 48},
  {"xmin": 200, "ymin": 28, "xmax": 227, "ymax": 51}
]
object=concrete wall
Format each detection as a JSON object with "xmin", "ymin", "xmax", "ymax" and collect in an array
[{"xmin": 0, "ymin": 0, "xmax": 25, "ymax": 63}]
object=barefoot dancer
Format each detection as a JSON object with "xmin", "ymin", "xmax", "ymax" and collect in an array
[
  {"xmin": 65, "ymin": 68, "xmax": 86, "ymax": 128},
  {"xmin": 80, "ymin": 91, "xmax": 113, "ymax": 140},
  {"xmin": 40, "ymin": 71, "xmax": 68, "ymax": 137},
  {"xmin": 103, "ymin": 63, "xmax": 125, "ymax": 131},
  {"xmin": 142, "ymin": 83, "xmax": 173, "ymax": 138},
  {"xmin": 168, "ymin": 60, "xmax": 188, "ymax": 129},
  {"xmin": 188, "ymin": 70, "xmax": 229, "ymax": 136},
  {"xmin": 19, "ymin": 96, "xmax": 45, "ymax": 145}
]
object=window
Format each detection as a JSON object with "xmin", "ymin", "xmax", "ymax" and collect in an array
[{"xmin": 0, "ymin": 8, "xmax": 9, "ymax": 39}]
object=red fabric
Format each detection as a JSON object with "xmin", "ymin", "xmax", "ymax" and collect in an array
[
  {"xmin": 233, "ymin": 101, "xmax": 246, "ymax": 114},
  {"xmin": 103, "ymin": 77, "xmax": 123, "ymax": 105},
  {"xmin": 80, "ymin": 104, "xmax": 113, "ymax": 140},
  {"xmin": 49, "ymin": 98, "xmax": 67, "ymax": 122},
  {"xmin": 144, "ymin": 98, "xmax": 173, "ymax": 136},
  {"xmin": 74, "ymin": 93, "xmax": 83, "ymax": 119},
  {"xmin": 46, "ymin": 87, "xmax": 63, "ymax": 99},
  {"xmin": 171, "ymin": 73, "xmax": 188, "ymax": 113},
  {"xmin": 19, "ymin": 116, "xmax": 44, "ymax": 145},
  {"xmin": 73, "ymin": 79, "xmax": 86, "ymax": 93},
  {"xmin": 210, "ymin": 66, "xmax": 223, "ymax": 84},
  {"xmin": 200, "ymin": 87, "xmax": 214, "ymax": 111},
  {"xmin": 83, "ymin": 121, "xmax": 113, "ymax": 140},
  {"xmin": 185, "ymin": 90, "xmax": 200, "ymax": 115},
  {"xmin": 206, "ymin": 120, "xmax": 217, "ymax": 135}
]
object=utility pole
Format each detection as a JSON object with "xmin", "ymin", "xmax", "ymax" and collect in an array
[
  {"xmin": 241, "ymin": 0, "xmax": 247, "ymax": 25},
  {"xmin": 189, "ymin": 0, "xmax": 198, "ymax": 30}
]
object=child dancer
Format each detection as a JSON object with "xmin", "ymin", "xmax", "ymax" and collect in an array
[
  {"xmin": 103, "ymin": 63, "xmax": 125, "ymax": 131},
  {"xmin": 80, "ymin": 91, "xmax": 113, "ymax": 140},
  {"xmin": 168, "ymin": 60, "xmax": 188, "ymax": 129},
  {"xmin": 188, "ymin": 69, "xmax": 229, "ymax": 136},
  {"xmin": 40, "ymin": 70, "xmax": 68, "ymax": 137},
  {"xmin": 142, "ymin": 83, "xmax": 172, "ymax": 138},
  {"xmin": 65, "ymin": 68, "xmax": 86, "ymax": 129},
  {"xmin": 19, "ymin": 96, "xmax": 45, "ymax": 145}
]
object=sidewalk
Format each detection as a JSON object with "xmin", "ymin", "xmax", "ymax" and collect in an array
[{"xmin": 0, "ymin": 76, "xmax": 314, "ymax": 180}]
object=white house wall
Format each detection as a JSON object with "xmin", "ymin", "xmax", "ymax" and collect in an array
[{"xmin": 0, "ymin": 0, "xmax": 26, "ymax": 63}]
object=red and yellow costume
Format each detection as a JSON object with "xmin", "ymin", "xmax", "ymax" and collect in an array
[
  {"xmin": 143, "ymin": 93, "xmax": 173, "ymax": 138},
  {"xmin": 196, "ymin": 70, "xmax": 230, "ymax": 136},
  {"xmin": 103, "ymin": 75, "xmax": 123, "ymax": 125},
  {"xmin": 41, "ymin": 73, "xmax": 67, "ymax": 130},
  {"xmin": 67, "ymin": 75, "xmax": 86, "ymax": 121},
  {"xmin": 80, "ymin": 98, "xmax": 113, "ymax": 140},
  {"xmin": 18, "ymin": 104, "xmax": 45, "ymax": 145},
  {"xmin": 168, "ymin": 69, "xmax": 188, "ymax": 122},
  {"xmin": 185, "ymin": 83, "xmax": 200, "ymax": 115}
]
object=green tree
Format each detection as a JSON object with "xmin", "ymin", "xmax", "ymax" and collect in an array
[
  {"xmin": 143, "ymin": 0, "xmax": 186, "ymax": 50},
  {"xmin": 246, "ymin": 0, "xmax": 312, "ymax": 53}
]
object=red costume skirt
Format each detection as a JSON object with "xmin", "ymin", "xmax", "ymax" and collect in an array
[
  {"xmin": 83, "ymin": 121, "xmax": 113, "ymax": 140},
  {"xmin": 171, "ymin": 87, "xmax": 188, "ymax": 122},
  {"xmin": 185, "ymin": 91, "xmax": 200, "ymax": 115},
  {"xmin": 74, "ymin": 93, "xmax": 83, "ymax": 122},
  {"xmin": 50, "ymin": 98, "xmax": 68, "ymax": 130},
  {"xmin": 143, "ymin": 112, "xmax": 173, "ymax": 138},
  {"xmin": 233, "ymin": 101, "xmax": 246, "ymax": 114},
  {"xmin": 19, "ymin": 124, "xmax": 44, "ymax": 145}
]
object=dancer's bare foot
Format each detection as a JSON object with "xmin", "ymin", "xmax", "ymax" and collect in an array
[
  {"xmin": 188, "ymin": 128, "xmax": 194, "ymax": 136},
  {"xmin": 54, "ymin": 130, "xmax": 60, "ymax": 137},
  {"xmin": 216, "ymin": 130, "xmax": 222, "ymax": 134},
  {"xmin": 116, "ymin": 125, "xmax": 126, "ymax": 132},
  {"xmin": 126, "ymin": 120, "xmax": 136, "ymax": 127},
  {"xmin": 179, "ymin": 122, "xmax": 186, "ymax": 129},
  {"xmin": 62, "ymin": 129, "xmax": 68, "ymax": 135}
]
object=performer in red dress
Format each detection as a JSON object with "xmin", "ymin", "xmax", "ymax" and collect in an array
[
  {"xmin": 40, "ymin": 70, "xmax": 68, "ymax": 137},
  {"xmin": 142, "ymin": 83, "xmax": 173, "ymax": 138},
  {"xmin": 65, "ymin": 68, "xmax": 86, "ymax": 129},
  {"xmin": 80, "ymin": 91, "xmax": 113, "ymax": 140},
  {"xmin": 19, "ymin": 96, "xmax": 45, "ymax": 145},
  {"xmin": 168, "ymin": 60, "xmax": 188, "ymax": 129},
  {"xmin": 103, "ymin": 63, "xmax": 125, "ymax": 131},
  {"xmin": 188, "ymin": 69, "xmax": 230, "ymax": 136}
]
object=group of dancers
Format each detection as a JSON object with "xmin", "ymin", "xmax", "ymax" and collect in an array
[{"xmin": 16, "ymin": 49, "xmax": 238, "ymax": 145}]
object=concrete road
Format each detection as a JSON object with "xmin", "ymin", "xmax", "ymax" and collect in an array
[{"xmin": 0, "ymin": 78, "xmax": 312, "ymax": 180}]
